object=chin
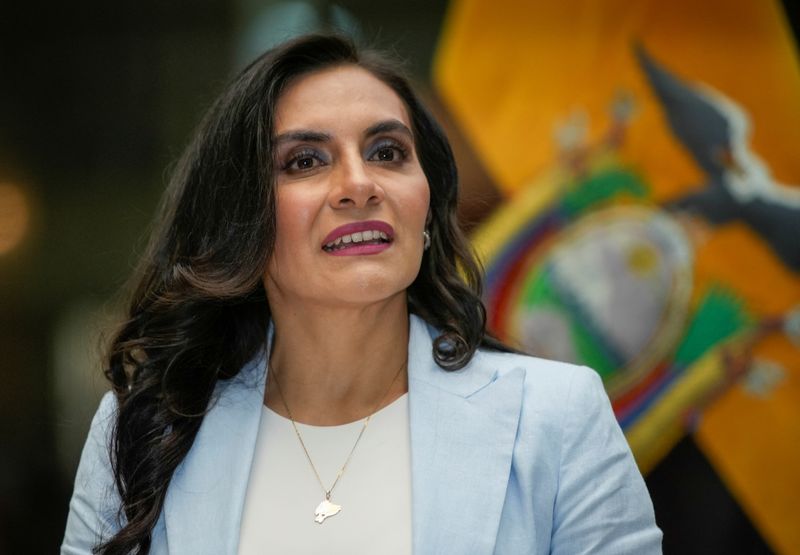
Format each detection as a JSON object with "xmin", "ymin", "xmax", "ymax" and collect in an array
[{"xmin": 317, "ymin": 277, "xmax": 412, "ymax": 308}]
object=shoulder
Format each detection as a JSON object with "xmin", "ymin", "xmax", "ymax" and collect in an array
[
  {"xmin": 77, "ymin": 390, "xmax": 119, "ymax": 483},
  {"xmin": 409, "ymin": 315, "xmax": 602, "ymax": 411},
  {"xmin": 469, "ymin": 348, "xmax": 602, "ymax": 411},
  {"xmin": 83, "ymin": 390, "xmax": 119, "ymax": 451},
  {"xmin": 62, "ymin": 391, "xmax": 124, "ymax": 552},
  {"xmin": 467, "ymin": 348, "xmax": 620, "ymax": 471}
]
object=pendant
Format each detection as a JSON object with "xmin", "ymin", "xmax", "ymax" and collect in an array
[{"xmin": 314, "ymin": 498, "xmax": 342, "ymax": 523}]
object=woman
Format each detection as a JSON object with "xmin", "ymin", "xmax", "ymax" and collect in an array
[{"xmin": 62, "ymin": 34, "xmax": 662, "ymax": 554}]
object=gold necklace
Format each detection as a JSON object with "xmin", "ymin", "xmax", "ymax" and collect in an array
[{"xmin": 268, "ymin": 359, "xmax": 407, "ymax": 524}]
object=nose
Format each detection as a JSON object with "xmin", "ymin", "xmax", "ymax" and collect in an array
[{"xmin": 329, "ymin": 152, "xmax": 384, "ymax": 209}]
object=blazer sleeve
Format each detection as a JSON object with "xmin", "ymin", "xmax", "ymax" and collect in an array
[
  {"xmin": 61, "ymin": 392, "xmax": 123, "ymax": 555},
  {"xmin": 550, "ymin": 367, "xmax": 663, "ymax": 555}
]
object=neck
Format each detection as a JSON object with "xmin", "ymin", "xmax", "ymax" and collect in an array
[{"xmin": 265, "ymin": 294, "xmax": 410, "ymax": 425}]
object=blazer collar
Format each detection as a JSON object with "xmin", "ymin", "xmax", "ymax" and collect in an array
[
  {"xmin": 163, "ymin": 315, "xmax": 524, "ymax": 555},
  {"xmin": 408, "ymin": 316, "xmax": 525, "ymax": 555}
]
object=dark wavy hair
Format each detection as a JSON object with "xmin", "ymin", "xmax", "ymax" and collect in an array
[{"xmin": 99, "ymin": 34, "xmax": 509, "ymax": 554}]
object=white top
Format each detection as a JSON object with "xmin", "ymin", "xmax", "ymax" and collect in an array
[{"xmin": 238, "ymin": 394, "xmax": 412, "ymax": 555}]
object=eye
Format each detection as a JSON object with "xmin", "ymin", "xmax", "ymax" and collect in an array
[
  {"xmin": 281, "ymin": 149, "xmax": 327, "ymax": 174},
  {"xmin": 368, "ymin": 140, "xmax": 408, "ymax": 163}
]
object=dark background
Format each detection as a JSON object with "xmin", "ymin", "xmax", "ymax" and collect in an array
[{"xmin": 1, "ymin": 1, "xmax": 796, "ymax": 552}]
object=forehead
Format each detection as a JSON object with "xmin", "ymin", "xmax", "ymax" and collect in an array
[{"xmin": 274, "ymin": 65, "xmax": 412, "ymax": 132}]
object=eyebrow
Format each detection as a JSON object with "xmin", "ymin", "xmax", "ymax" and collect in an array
[
  {"xmin": 273, "ymin": 119, "xmax": 413, "ymax": 146},
  {"xmin": 273, "ymin": 130, "xmax": 332, "ymax": 145},
  {"xmin": 364, "ymin": 119, "xmax": 414, "ymax": 140}
]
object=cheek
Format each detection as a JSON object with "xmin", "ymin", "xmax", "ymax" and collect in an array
[
  {"xmin": 414, "ymin": 184, "xmax": 431, "ymax": 227},
  {"xmin": 266, "ymin": 194, "xmax": 321, "ymax": 285},
  {"xmin": 400, "ymin": 172, "xmax": 431, "ymax": 224},
  {"xmin": 273, "ymin": 191, "xmax": 318, "ymax": 250}
]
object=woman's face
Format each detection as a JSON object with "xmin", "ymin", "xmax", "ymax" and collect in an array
[{"xmin": 264, "ymin": 65, "xmax": 431, "ymax": 310}]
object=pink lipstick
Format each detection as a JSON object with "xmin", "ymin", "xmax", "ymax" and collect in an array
[{"xmin": 322, "ymin": 220, "xmax": 394, "ymax": 256}]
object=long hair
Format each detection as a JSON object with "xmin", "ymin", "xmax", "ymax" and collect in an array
[{"xmin": 99, "ymin": 34, "xmax": 509, "ymax": 554}]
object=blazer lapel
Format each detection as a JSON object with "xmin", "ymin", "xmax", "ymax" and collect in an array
[
  {"xmin": 163, "ymin": 348, "xmax": 267, "ymax": 555},
  {"xmin": 408, "ymin": 316, "xmax": 525, "ymax": 555}
]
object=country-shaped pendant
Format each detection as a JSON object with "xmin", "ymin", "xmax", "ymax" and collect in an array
[{"xmin": 314, "ymin": 498, "xmax": 342, "ymax": 523}]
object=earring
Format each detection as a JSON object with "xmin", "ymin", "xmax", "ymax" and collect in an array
[{"xmin": 423, "ymin": 230, "xmax": 431, "ymax": 251}]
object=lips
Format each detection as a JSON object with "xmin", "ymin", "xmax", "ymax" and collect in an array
[{"xmin": 321, "ymin": 220, "xmax": 395, "ymax": 254}]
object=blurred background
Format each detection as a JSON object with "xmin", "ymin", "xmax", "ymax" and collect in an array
[{"xmin": 1, "ymin": 0, "xmax": 798, "ymax": 553}]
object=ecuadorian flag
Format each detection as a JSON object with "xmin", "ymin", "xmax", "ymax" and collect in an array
[{"xmin": 434, "ymin": 0, "xmax": 800, "ymax": 552}]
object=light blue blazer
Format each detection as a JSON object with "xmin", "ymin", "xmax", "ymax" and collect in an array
[{"xmin": 63, "ymin": 315, "xmax": 662, "ymax": 554}]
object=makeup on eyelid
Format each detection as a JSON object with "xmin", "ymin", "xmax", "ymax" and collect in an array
[{"xmin": 278, "ymin": 137, "xmax": 411, "ymax": 175}]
